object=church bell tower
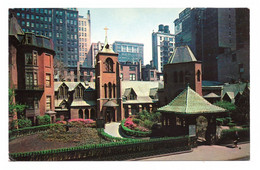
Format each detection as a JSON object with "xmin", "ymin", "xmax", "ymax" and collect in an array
[{"xmin": 95, "ymin": 27, "xmax": 123, "ymax": 122}]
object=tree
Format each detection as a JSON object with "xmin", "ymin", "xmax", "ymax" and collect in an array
[
  {"xmin": 9, "ymin": 89, "xmax": 27, "ymax": 129},
  {"xmin": 54, "ymin": 58, "xmax": 66, "ymax": 81}
]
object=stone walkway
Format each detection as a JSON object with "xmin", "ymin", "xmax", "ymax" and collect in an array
[
  {"xmin": 137, "ymin": 143, "xmax": 250, "ymax": 161},
  {"xmin": 104, "ymin": 122, "xmax": 123, "ymax": 138}
]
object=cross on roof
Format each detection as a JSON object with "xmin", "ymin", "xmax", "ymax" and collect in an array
[{"xmin": 104, "ymin": 27, "xmax": 109, "ymax": 37}]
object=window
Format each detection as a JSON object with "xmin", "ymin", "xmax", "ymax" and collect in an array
[
  {"xmin": 150, "ymin": 71, "xmax": 154, "ymax": 78},
  {"xmin": 113, "ymin": 84, "xmax": 116, "ymax": 98},
  {"xmin": 17, "ymin": 13, "xmax": 20, "ymax": 17},
  {"xmin": 26, "ymin": 14, "xmax": 30, "ymax": 19},
  {"xmin": 25, "ymin": 72, "xmax": 33, "ymax": 88},
  {"xmin": 130, "ymin": 74, "xmax": 136, "ymax": 81},
  {"xmin": 75, "ymin": 85, "xmax": 84, "ymax": 99},
  {"xmin": 46, "ymin": 73, "xmax": 51, "ymax": 87},
  {"xmin": 25, "ymin": 53, "xmax": 32, "ymax": 65},
  {"xmin": 46, "ymin": 96, "xmax": 51, "ymax": 111},
  {"xmin": 105, "ymin": 58, "xmax": 113, "ymax": 72},
  {"xmin": 197, "ymin": 70, "xmax": 201, "ymax": 82},
  {"xmin": 108, "ymin": 82, "xmax": 112, "ymax": 98},
  {"xmin": 104, "ymin": 84, "xmax": 107, "ymax": 98},
  {"xmin": 120, "ymin": 73, "xmax": 123, "ymax": 80}
]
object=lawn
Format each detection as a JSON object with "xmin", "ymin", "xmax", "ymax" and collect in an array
[{"xmin": 9, "ymin": 122, "xmax": 109, "ymax": 153}]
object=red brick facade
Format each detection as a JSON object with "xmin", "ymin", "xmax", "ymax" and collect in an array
[{"xmin": 95, "ymin": 50, "xmax": 123, "ymax": 123}]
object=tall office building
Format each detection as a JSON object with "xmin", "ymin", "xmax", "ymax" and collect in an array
[
  {"xmin": 78, "ymin": 10, "xmax": 91, "ymax": 67},
  {"xmin": 112, "ymin": 41, "xmax": 144, "ymax": 64},
  {"xmin": 10, "ymin": 8, "xmax": 79, "ymax": 68},
  {"xmin": 174, "ymin": 8, "xmax": 237, "ymax": 81},
  {"xmin": 152, "ymin": 24, "xmax": 175, "ymax": 72}
]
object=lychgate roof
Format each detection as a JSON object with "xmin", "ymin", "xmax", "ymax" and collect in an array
[
  {"xmin": 168, "ymin": 45, "xmax": 197, "ymax": 64},
  {"xmin": 158, "ymin": 86, "xmax": 226, "ymax": 114}
]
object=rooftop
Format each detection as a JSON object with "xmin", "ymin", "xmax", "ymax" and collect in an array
[
  {"xmin": 158, "ymin": 85, "xmax": 226, "ymax": 114},
  {"xmin": 168, "ymin": 46, "xmax": 197, "ymax": 64}
]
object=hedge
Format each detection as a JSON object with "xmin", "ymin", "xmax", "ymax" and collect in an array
[
  {"xmin": 121, "ymin": 119, "xmax": 151, "ymax": 137},
  {"xmin": 9, "ymin": 135, "xmax": 191, "ymax": 161},
  {"xmin": 217, "ymin": 127, "xmax": 249, "ymax": 144},
  {"xmin": 9, "ymin": 124, "xmax": 56, "ymax": 140}
]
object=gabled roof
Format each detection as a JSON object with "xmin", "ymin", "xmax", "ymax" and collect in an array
[
  {"xmin": 158, "ymin": 86, "xmax": 226, "ymax": 114},
  {"xmin": 204, "ymin": 92, "xmax": 220, "ymax": 98},
  {"xmin": 9, "ymin": 15, "xmax": 24, "ymax": 38},
  {"xmin": 103, "ymin": 100, "xmax": 118, "ymax": 107},
  {"xmin": 71, "ymin": 100, "xmax": 96, "ymax": 107},
  {"xmin": 222, "ymin": 82, "xmax": 248, "ymax": 99},
  {"xmin": 168, "ymin": 46, "xmax": 197, "ymax": 64}
]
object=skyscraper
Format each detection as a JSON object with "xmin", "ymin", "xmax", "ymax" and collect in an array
[
  {"xmin": 10, "ymin": 8, "xmax": 79, "ymax": 68},
  {"xmin": 152, "ymin": 24, "xmax": 175, "ymax": 72},
  {"xmin": 78, "ymin": 10, "xmax": 91, "ymax": 67},
  {"xmin": 112, "ymin": 41, "xmax": 144, "ymax": 65},
  {"xmin": 174, "ymin": 8, "xmax": 237, "ymax": 81}
]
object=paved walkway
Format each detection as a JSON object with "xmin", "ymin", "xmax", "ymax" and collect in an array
[
  {"xmin": 137, "ymin": 143, "xmax": 250, "ymax": 161},
  {"xmin": 104, "ymin": 122, "xmax": 123, "ymax": 138}
]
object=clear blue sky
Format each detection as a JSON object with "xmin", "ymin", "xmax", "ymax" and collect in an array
[{"xmin": 78, "ymin": 8, "xmax": 184, "ymax": 64}]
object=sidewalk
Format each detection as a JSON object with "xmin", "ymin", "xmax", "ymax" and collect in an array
[{"xmin": 136, "ymin": 143, "xmax": 250, "ymax": 161}]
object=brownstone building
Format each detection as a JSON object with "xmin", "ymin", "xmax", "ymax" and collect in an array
[{"xmin": 9, "ymin": 15, "xmax": 56, "ymax": 124}]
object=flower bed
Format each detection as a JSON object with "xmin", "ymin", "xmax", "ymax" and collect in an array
[
  {"xmin": 121, "ymin": 118, "xmax": 151, "ymax": 137},
  {"xmin": 67, "ymin": 118, "xmax": 96, "ymax": 128}
]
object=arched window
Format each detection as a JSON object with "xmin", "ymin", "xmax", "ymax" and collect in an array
[
  {"xmin": 179, "ymin": 71, "xmax": 184, "ymax": 83},
  {"xmin": 174, "ymin": 71, "xmax": 178, "ymax": 83},
  {"xmin": 78, "ymin": 109, "xmax": 83, "ymax": 119},
  {"xmin": 90, "ymin": 108, "xmax": 96, "ymax": 120},
  {"xmin": 105, "ymin": 58, "xmax": 113, "ymax": 72},
  {"xmin": 113, "ymin": 84, "xmax": 116, "ymax": 98},
  {"xmin": 108, "ymin": 82, "xmax": 112, "ymax": 98},
  {"xmin": 197, "ymin": 70, "xmax": 201, "ymax": 82},
  {"xmin": 104, "ymin": 84, "xmax": 107, "ymax": 98}
]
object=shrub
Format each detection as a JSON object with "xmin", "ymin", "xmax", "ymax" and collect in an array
[
  {"xmin": 142, "ymin": 120, "xmax": 154, "ymax": 130},
  {"xmin": 132, "ymin": 118, "xmax": 141, "ymax": 124},
  {"xmin": 37, "ymin": 115, "xmax": 50, "ymax": 125},
  {"xmin": 217, "ymin": 127, "xmax": 249, "ymax": 144},
  {"xmin": 18, "ymin": 118, "xmax": 32, "ymax": 128},
  {"xmin": 68, "ymin": 119, "xmax": 96, "ymax": 127},
  {"xmin": 214, "ymin": 101, "xmax": 236, "ymax": 111}
]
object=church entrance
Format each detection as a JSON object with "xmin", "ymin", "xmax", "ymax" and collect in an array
[
  {"xmin": 106, "ymin": 107, "xmax": 115, "ymax": 123},
  {"xmin": 196, "ymin": 116, "xmax": 208, "ymax": 143}
]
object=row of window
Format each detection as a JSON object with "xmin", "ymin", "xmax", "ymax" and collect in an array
[
  {"xmin": 159, "ymin": 37, "xmax": 174, "ymax": 42},
  {"xmin": 17, "ymin": 13, "xmax": 52, "ymax": 22},
  {"xmin": 79, "ymin": 32, "xmax": 87, "ymax": 37},
  {"xmin": 116, "ymin": 45, "xmax": 141, "ymax": 53},
  {"xmin": 79, "ymin": 27, "xmax": 87, "ymax": 31},
  {"xmin": 20, "ymin": 21, "xmax": 52, "ymax": 30},
  {"xmin": 164, "ymin": 70, "xmax": 201, "ymax": 84},
  {"xmin": 25, "ymin": 72, "xmax": 51, "ymax": 88},
  {"xmin": 104, "ymin": 83, "xmax": 116, "ymax": 98},
  {"xmin": 120, "ymin": 73, "xmax": 136, "ymax": 81},
  {"xmin": 79, "ymin": 38, "xmax": 88, "ymax": 42},
  {"xmin": 78, "ymin": 20, "xmax": 87, "ymax": 26}
]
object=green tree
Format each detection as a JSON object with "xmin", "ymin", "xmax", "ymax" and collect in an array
[
  {"xmin": 9, "ymin": 89, "xmax": 27, "ymax": 129},
  {"xmin": 9, "ymin": 89, "xmax": 27, "ymax": 115}
]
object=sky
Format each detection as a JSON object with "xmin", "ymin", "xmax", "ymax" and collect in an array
[{"xmin": 78, "ymin": 8, "xmax": 184, "ymax": 64}]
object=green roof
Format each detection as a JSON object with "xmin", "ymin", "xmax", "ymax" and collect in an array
[{"xmin": 158, "ymin": 86, "xmax": 226, "ymax": 114}]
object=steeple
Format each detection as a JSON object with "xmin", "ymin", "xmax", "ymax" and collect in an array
[{"xmin": 101, "ymin": 27, "xmax": 115, "ymax": 53}]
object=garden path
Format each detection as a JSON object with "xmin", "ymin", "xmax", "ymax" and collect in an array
[{"xmin": 104, "ymin": 122, "xmax": 123, "ymax": 138}]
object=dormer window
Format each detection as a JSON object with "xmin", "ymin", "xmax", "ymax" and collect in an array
[
  {"xmin": 75, "ymin": 84, "xmax": 84, "ymax": 99},
  {"xmin": 105, "ymin": 58, "xmax": 113, "ymax": 72}
]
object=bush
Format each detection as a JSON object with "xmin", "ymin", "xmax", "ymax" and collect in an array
[
  {"xmin": 217, "ymin": 127, "xmax": 249, "ymax": 144},
  {"xmin": 142, "ymin": 120, "xmax": 154, "ymax": 129},
  {"xmin": 214, "ymin": 101, "xmax": 236, "ymax": 111},
  {"xmin": 132, "ymin": 118, "xmax": 141, "ymax": 124},
  {"xmin": 18, "ymin": 118, "xmax": 32, "ymax": 128},
  {"xmin": 37, "ymin": 115, "xmax": 50, "ymax": 125},
  {"xmin": 121, "ymin": 119, "xmax": 151, "ymax": 137}
]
